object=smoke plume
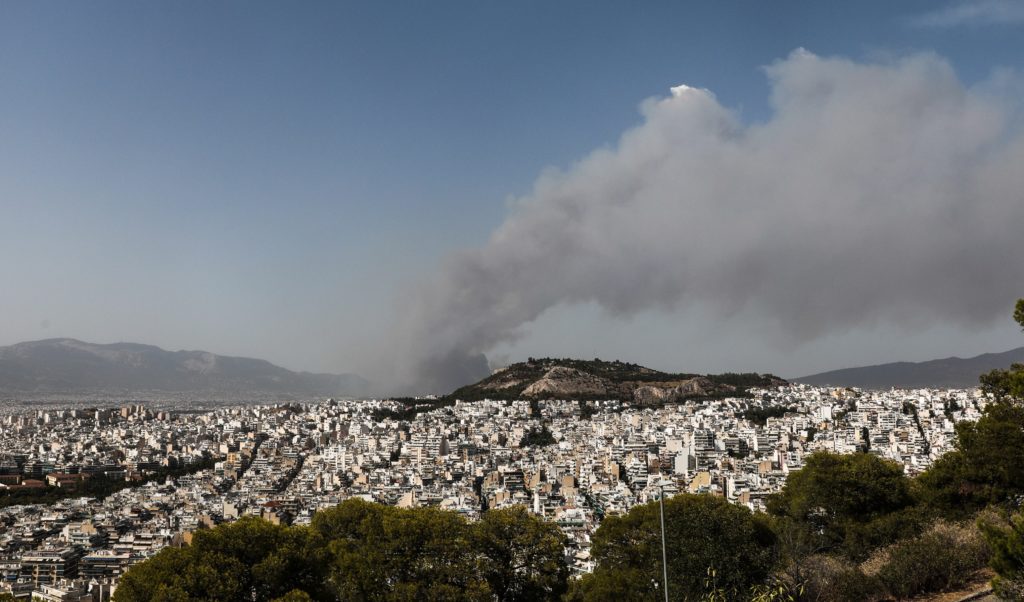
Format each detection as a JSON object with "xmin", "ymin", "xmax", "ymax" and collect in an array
[{"xmin": 395, "ymin": 50, "xmax": 1024, "ymax": 394}]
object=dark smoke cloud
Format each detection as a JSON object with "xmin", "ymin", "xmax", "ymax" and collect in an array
[{"xmin": 394, "ymin": 50, "xmax": 1024, "ymax": 394}]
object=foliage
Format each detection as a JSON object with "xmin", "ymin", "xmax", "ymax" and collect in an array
[
  {"xmin": 272, "ymin": 591, "xmax": 314, "ymax": 602},
  {"xmin": 448, "ymin": 357, "xmax": 784, "ymax": 404},
  {"xmin": 978, "ymin": 298, "xmax": 1024, "ymax": 402},
  {"xmin": 114, "ymin": 516, "xmax": 330, "ymax": 602},
  {"xmin": 915, "ymin": 297, "xmax": 1024, "ymax": 519},
  {"xmin": 371, "ymin": 397, "xmax": 456, "ymax": 421},
  {"xmin": 579, "ymin": 401, "xmax": 598, "ymax": 419},
  {"xmin": 119, "ymin": 499, "xmax": 568, "ymax": 602},
  {"xmin": 981, "ymin": 510, "xmax": 1024, "ymax": 600},
  {"xmin": 740, "ymin": 405, "xmax": 796, "ymax": 426},
  {"xmin": 705, "ymin": 372, "xmax": 786, "ymax": 390},
  {"xmin": 700, "ymin": 572, "xmax": 803, "ymax": 602},
  {"xmin": 575, "ymin": 494, "xmax": 777, "ymax": 601},
  {"xmin": 792, "ymin": 555, "xmax": 885, "ymax": 602},
  {"xmin": 317, "ymin": 500, "xmax": 489, "ymax": 601},
  {"xmin": 520, "ymin": 426, "xmax": 557, "ymax": 448},
  {"xmin": 869, "ymin": 519, "xmax": 989, "ymax": 599},
  {"xmin": 472, "ymin": 505, "xmax": 569, "ymax": 602},
  {"xmin": 766, "ymin": 452, "xmax": 918, "ymax": 560},
  {"xmin": 746, "ymin": 578, "xmax": 803, "ymax": 602},
  {"xmin": 916, "ymin": 400, "xmax": 1024, "ymax": 517},
  {"xmin": 980, "ymin": 363, "xmax": 1024, "ymax": 402}
]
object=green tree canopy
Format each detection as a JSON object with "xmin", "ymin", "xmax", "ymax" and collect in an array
[
  {"xmin": 114, "ymin": 516, "xmax": 329, "ymax": 602},
  {"xmin": 917, "ymin": 298, "xmax": 1024, "ymax": 518},
  {"xmin": 574, "ymin": 493, "xmax": 777, "ymax": 601},
  {"xmin": 979, "ymin": 299, "xmax": 1024, "ymax": 402},
  {"xmin": 766, "ymin": 452, "xmax": 918, "ymax": 559},
  {"xmin": 472, "ymin": 505, "xmax": 569, "ymax": 602},
  {"xmin": 119, "ymin": 499, "xmax": 570, "ymax": 602},
  {"xmin": 313, "ymin": 499, "xmax": 489, "ymax": 601},
  {"xmin": 917, "ymin": 401, "xmax": 1024, "ymax": 518}
]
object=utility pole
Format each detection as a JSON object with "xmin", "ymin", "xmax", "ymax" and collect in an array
[{"xmin": 659, "ymin": 482, "xmax": 669, "ymax": 602}]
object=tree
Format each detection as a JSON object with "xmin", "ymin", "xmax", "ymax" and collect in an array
[
  {"xmin": 312, "ymin": 499, "xmax": 490, "ymax": 601},
  {"xmin": 114, "ymin": 545, "xmax": 237, "ymax": 602},
  {"xmin": 472, "ymin": 505, "xmax": 569, "ymax": 602},
  {"xmin": 575, "ymin": 493, "xmax": 777, "ymax": 601},
  {"xmin": 382, "ymin": 506, "xmax": 488, "ymax": 600},
  {"xmin": 766, "ymin": 452, "xmax": 918, "ymax": 559},
  {"xmin": 114, "ymin": 517, "xmax": 328, "ymax": 602},
  {"xmin": 312, "ymin": 497, "xmax": 391, "ymax": 600},
  {"xmin": 981, "ymin": 362, "xmax": 1024, "ymax": 402},
  {"xmin": 520, "ymin": 426, "xmax": 556, "ymax": 448},
  {"xmin": 917, "ymin": 402, "xmax": 1024, "ymax": 517},
  {"xmin": 979, "ymin": 298, "xmax": 1024, "ymax": 402},
  {"xmin": 918, "ymin": 298, "xmax": 1024, "ymax": 517}
]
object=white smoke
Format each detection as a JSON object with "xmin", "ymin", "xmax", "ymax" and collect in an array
[{"xmin": 394, "ymin": 50, "xmax": 1024, "ymax": 393}]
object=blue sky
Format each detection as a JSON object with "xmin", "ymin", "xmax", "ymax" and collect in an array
[{"xmin": 2, "ymin": 2, "xmax": 1024, "ymax": 387}]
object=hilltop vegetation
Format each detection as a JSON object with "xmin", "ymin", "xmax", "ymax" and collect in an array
[
  {"xmin": 447, "ymin": 357, "xmax": 784, "ymax": 403},
  {"xmin": 375, "ymin": 358, "xmax": 783, "ymax": 421}
]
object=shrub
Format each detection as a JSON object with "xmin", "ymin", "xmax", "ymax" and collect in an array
[
  {"xmin": 796, "ymin": 555, "xmax": 885, "ymax": 602},
  {"xmin": 980, "ymin": 510, "xmax": 1024, "ymax": 601},
  {"xmin": 869, "ymin": 520, "xmax": 989, "ymax": 599}
]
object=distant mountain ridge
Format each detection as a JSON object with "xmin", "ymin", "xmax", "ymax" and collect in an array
[
  {"xmin": 796, "ymin": 347, "xmax": 1024, "ymax": 389},
  {"xmin": 446, "ymin": 357, "xmax": 786, "ymax": 404},
  {"xmin": 0, "ymin": 338, "xmax": 368, "ymax": 398}
]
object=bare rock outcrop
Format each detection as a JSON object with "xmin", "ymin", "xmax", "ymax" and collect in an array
[
  {"xmin": 632, "ymin": 377, "xmax": 718, "ymax": 405},
  {"xmin": 522, "ymin": 366, "xmax": 610, "ymax": 399}
]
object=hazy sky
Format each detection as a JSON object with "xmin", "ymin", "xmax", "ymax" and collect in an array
[{"xmin": 2, "ymin": 2, "xmax": 1024, "ymax": 391}]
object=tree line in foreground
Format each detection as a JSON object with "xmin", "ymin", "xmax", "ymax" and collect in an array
[{"xmin": 115, "ymin": 300, "xmax": 1024, "ymax": 601}]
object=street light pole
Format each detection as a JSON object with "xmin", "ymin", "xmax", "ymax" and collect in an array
[{"xmin": 659, "ymin": 482, "xmax": 669, "ymax": 602}]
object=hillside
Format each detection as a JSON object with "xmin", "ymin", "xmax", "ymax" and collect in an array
[
  {"xmin": 796, "ymin": 346, "xmax": 1024, "ymax": 389},
  {"xmin": 446, "ymin": 357, "xmax": 785, "ymax": 404},
  {"xmin": 0, "ymin": 338, "xmax": 369, "ymax": 399}
]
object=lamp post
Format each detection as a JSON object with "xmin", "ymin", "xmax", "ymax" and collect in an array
[{"xmin": 659, "ymin": 481, "xmax": 669, "ymax": 602}]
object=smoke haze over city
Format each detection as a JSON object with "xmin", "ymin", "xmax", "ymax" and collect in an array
[
  {"xmin": 2, "ymin": 2, "xmax": 1023, "ymax": 393},
  {"xmin": 395, "ymin": 50, "xmax": 1024, "ymax": 392}
]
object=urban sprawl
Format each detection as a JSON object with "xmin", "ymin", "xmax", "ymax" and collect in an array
[{"xmin": 0, "ymin": 384, "xmax": 987, "ymax": 601}]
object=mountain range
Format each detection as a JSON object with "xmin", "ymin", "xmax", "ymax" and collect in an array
[
  {"xmin": 0, "ymin": 338, "xmax": 369, "ymax": 399},
  {"xmin": 796, "ymin": 346, "xmax": 1024, "ymax": 389},
  {"xmin": 2, "ymin": 338, "xmax": 1020, "ymax": 400}
]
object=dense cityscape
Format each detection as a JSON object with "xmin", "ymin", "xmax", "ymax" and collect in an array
[
  {"xmin": 6, "ymin": 2, "xmax": 1024, "ymax": 600},
  {"xmin": 0, "ymin": 383, "xmax": 986, "ymax": 600}
]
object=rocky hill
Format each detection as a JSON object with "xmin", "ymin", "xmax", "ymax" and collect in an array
[
  {"xmin": 0, "ymin": 338, "xmax": 369, "ymax": 399},
  {"xmin": 446, "ymin": 357, "xmax": 785, "ymax": 405}
]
